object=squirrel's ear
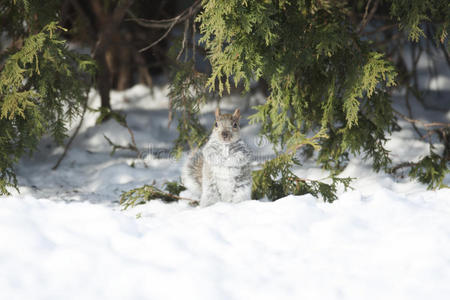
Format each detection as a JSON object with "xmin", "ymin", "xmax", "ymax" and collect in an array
[
  {"xmin": 233, "ymin": 108, "xmax": 241, "ymax": 120},
  {"xmin": 215, "ymin": 107, "xmax": 221, "ymax": 119}
]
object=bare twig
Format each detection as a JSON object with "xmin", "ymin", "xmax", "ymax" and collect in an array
[
  {"xmin": 130, "ymin": 0, "xmax": 201, "ymax": 53},
  {"xmin": 67, "ymin": 0, "xmax": 97, "ymax": 41},
  {"xmin": 52, "ymin": 93, "xmax": 89, "ymax": 170},
  {"xmin": 162, "ymin": 192, "xmax": 199, "ymax": 205},
  {"xmin": 167, "ymin": 97, "xmax": 174, "ymax": 128},
  {"xmin": 389, "ymin": 161, "xmax": 418, "ymax": 174},
  {"xmin": 126, "ymin": 0, "xmax": 200, "ymax": 29},
  {"xmin": 420, "ymin": 129, "xmax": 440, "ymax": 141},
  {"xmin": 133, "ymin": 49, "xmax": 153, "ymax": 87},
  {"xmin": 359, "ymin": 0, "xmax": 372, "ymax": 30},
  {"xmin": 176, "ymin": 18, "xmax": 190, "ymax": 61},
  {"xmin": 411, "ymin": 43, "xmax": 423, "ymax": 89},
  {"xmin": 112, "ymin": 0, "xmax": 134, "ymax": 24},
  {"xmin": 104, "ymin": 134, "xmax": 137, "ymax": 152},
  {"xmin": 362, "ymin": 23, "xmax": 397, "ymax": 36},
  {"xmin": 404, "ymin": 88, "xmax": 423, "ymax": 138},
  {"xmin": 90, "ymin": 0, "xmax": 134, "ymax": 56},
  {"xmin": 390, "ymin": 107, "xmax": 450, "ymax": 175},
  {"xmin": 358, "ymin": 0, "xmax": 380, "ymax": 35},
  {"xmin": 439, "ymin": 40, "xmax": 450, "ymax": 67},
  {"xmin": 405, "ymin": 45, "xmax": 423, "ymax": 139},
  {"xmin": 126, "ymin": 122, "xmax": 137, "ymax": 150},
  {"xmin": 373, "ymin": 32, "xmax": 403, "ymax": 47},
  {"xmin": 104, "ymin": 116, "xmax": 149, "ymax": 167},
  {"xmin": 394, "ymin": 110, "xmax": 450, "ymax": 128},
  {"xmin": 127, "ymin": 11, "xmax": 182, "ymax": 27},
  {"xmin": 192, "ymin": 16, "xmax": 196, "ymax": 63},
  {"xmin": 138, "ymin": 18, "xmax": 178, "ymax": 52}
]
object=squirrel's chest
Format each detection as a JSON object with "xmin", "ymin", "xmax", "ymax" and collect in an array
[
  {"xmin": 208, "ymin": 150, "xmax": 243, "ymax": 182},
  {"xmin": 210, "ymin": 164, "xmax": 242, "ymax": 200},
  {"xmin": 210, "ymin": 164, "xmax": 241, "ymax": 181},
  {"xmin": 203, "ymin": 142, "xmax": 248, "ymax": 183}
]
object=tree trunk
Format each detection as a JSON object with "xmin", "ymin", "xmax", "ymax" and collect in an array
[{"xmin": 89, "ymin": 0, "xmax": 134, "ymax": 109}]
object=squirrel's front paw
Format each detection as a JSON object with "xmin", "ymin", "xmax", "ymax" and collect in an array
[{"xmin": 200, "ymin": 192, "xmax": 220, "ymax": 207}]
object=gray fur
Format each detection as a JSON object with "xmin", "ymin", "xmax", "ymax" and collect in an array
[{"xmin": 181, "ymin": 108, "xmax": 252, "ymax": 206}]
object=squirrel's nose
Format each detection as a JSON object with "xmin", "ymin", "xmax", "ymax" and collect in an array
[{"xmin": 221, "ymin": 131, "xmax": 230, "ymax": 139}]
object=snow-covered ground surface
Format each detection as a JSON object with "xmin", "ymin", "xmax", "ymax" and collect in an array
[{"xmin": 1, "ymin": 77, "xmax": 450, "ymax": 299}]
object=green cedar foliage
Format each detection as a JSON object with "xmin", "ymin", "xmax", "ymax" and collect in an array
[
  {"xmin": 120, "ymin": 181, "xmax": 192, "ymax": 210},
  {"xmin": 0, "ymin": 10, "xmax": 95, "ymax": 194},
  {"xmin": 389, "ymin": 0, "xmax": 450, "ymax": 43},
  {"xmin": 168, "ymin": 62, "xmax": 210, "ymax": 157},
  {"xmin": 251, "ymin": 151, "xmax": 353, "ymax": 202},
  {"xmin": 409, "ymin": 151, "xmax": 449, "ymax": 189},
  {"xmin": 388, "ymin": 0, "xmax": 449, "ymax": 189},
  {"xmin": 389, "ymin": 147, "xmax": 449, "ymax": 190},
  {"xmin": 197, "ymin": 0, "xmax": 398, "ymax": 200},
  {"xmin": 142, "ymin": 0, "xmax": 447, "ymax": 204}
]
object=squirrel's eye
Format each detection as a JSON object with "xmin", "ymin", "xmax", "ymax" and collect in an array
[
  {"xmin": 215, "ymin": 122, "xmax": 218, "ymax": 127},
  {"xmin": 233, "ymin": 122, "xmax": 238, "ymax": 128}
]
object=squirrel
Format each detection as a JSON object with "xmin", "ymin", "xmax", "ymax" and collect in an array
[{"xmin": 181, "ymin": 108, "xmax": 252, "ymax": 206}]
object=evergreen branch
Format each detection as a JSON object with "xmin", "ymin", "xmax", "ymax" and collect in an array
[
  {"xmin": 389, "ymin": 152, "xmax": 449, "ymax": 189},
  {"xmin": 120, "ymin": 181, "xmax": 198, "ymax": 210},
  {"xmin": 286, "ymin": 129, "xmax": 328, "ymax": 154},
  {"xmin": 0, "ymin": 20, "xmax": 95, "ymax": 193},
  {"xmin": 168, "ymin": 61, "xmax": 208, "ymax": 157},
  {"xmin": 252, "ymin": 151, "xmax": 353, "ymax": 203}
]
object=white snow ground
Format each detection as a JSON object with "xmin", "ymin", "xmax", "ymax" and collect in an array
[{"xmin": 1, "ymin": 79, "xmax": 450, "ymax": 299}]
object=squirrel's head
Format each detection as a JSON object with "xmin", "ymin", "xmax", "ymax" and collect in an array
[{"xmin": 213, "ymin": 108, "xmax": 241, "ymax": 144}]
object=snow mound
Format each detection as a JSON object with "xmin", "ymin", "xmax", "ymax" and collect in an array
[{"xmin": 1, "ymin": 190, "xmax": 450, "ymax": 300}]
